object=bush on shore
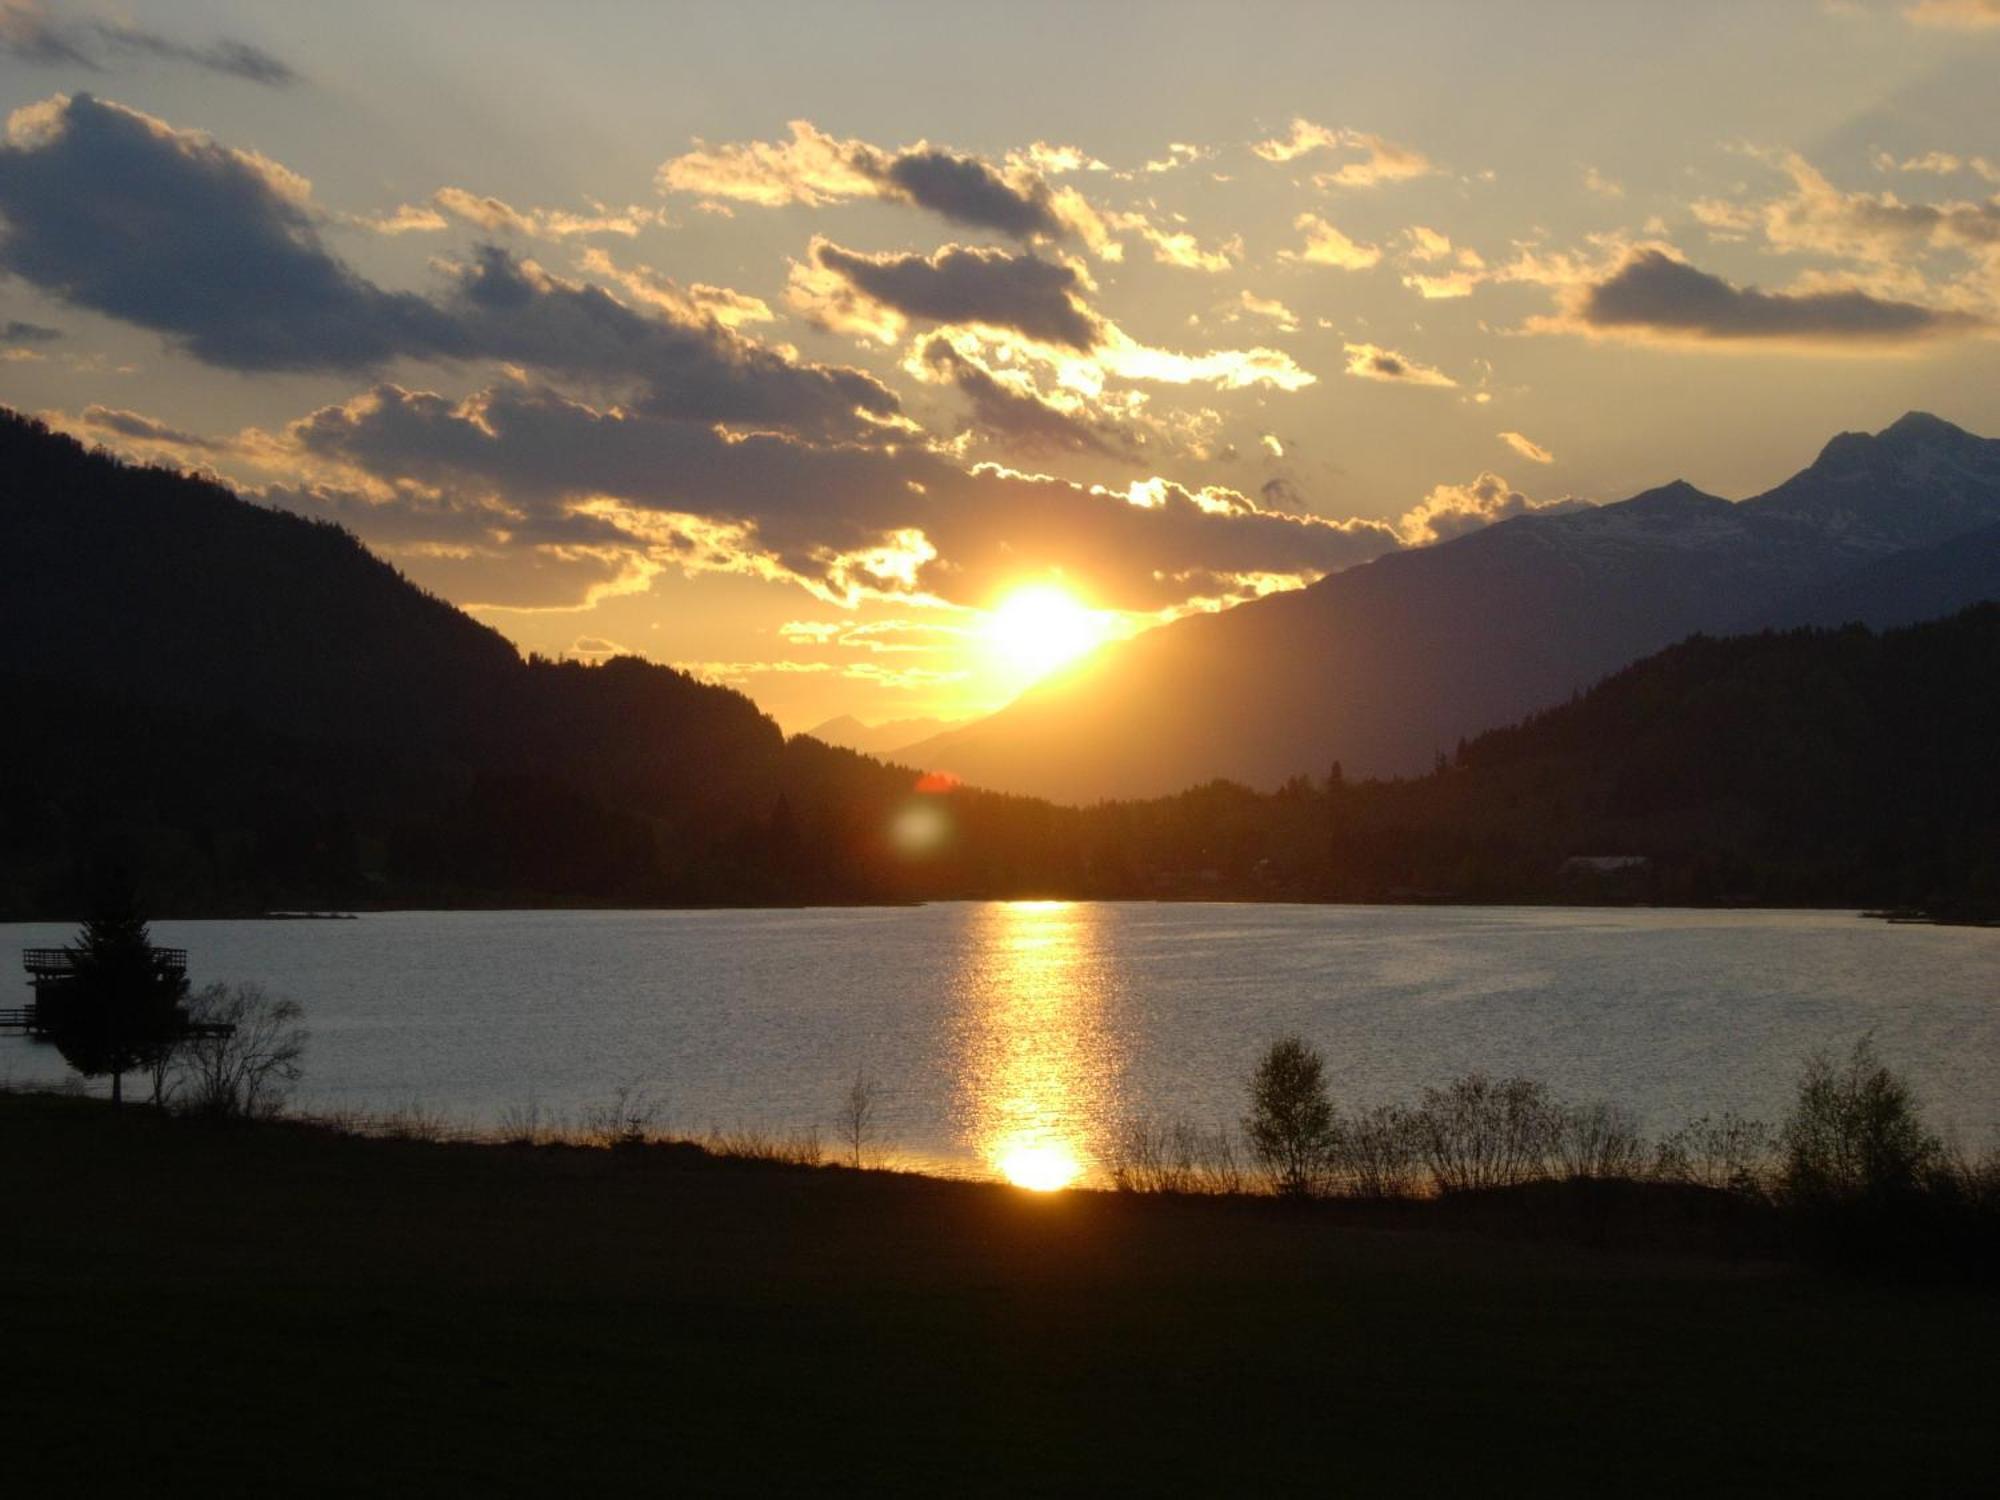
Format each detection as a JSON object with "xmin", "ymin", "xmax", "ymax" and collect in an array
[{"xmin": 1107, "ymin": 1033, "xmax": 1996, "ymax": 1277}]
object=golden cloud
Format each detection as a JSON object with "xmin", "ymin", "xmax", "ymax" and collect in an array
[
  {"xmin": 1287, "ymin": 213, "xmax": 1381, "ymax": 269},
  {"xmin": 1343, "ymin": 341, "xmax": 1456, "ymax": 387}
]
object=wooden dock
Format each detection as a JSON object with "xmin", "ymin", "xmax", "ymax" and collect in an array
[{"xmin": 7, "ymin": 947, "xmax": 229, "ymax": 1038}]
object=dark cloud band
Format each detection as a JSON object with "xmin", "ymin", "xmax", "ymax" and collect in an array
[
  {"xmin": 812, "ymin": 241, "xmax": 1102, "ymax": 350},
  {"xmin": 1580, "ymin": 250, "xmax": 1983, "ymax": 344},
  {"xmin": 0, "ymin": 6, "xmax": 295, "ymax": 86},
  {"xmin": 0, "ymin": 94, "xmax": 899, "ymax": 441}
]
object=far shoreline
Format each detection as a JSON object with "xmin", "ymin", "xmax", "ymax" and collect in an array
[{"xmin": 8, "ymin": 895, "xmax": 1993, "ymax": 925}]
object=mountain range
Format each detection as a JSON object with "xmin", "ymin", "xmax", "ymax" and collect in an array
[
  {"xmin": 1, "ymin": 405, "xmax": 1995, "ymax": 917},
  {"xmin": 803, "ymin": 715, "xmax": 964, "ymax": 759},
  {"xmin": 903, "ymin": 412, "xmax": 2000, "ymax": 801}
]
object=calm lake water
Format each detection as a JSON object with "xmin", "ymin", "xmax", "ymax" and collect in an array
[{"xmin": 4, "ymin": 904, "xmax": 1995, "ymax": 1184}]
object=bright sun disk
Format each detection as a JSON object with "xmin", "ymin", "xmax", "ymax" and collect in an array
[
  {"xmin": 998, "ymin": 1142, "xmax": 1082, "ymax": 1191},
  {"xmin": 983, "ymin": 583, "xmax": 1109, "ymax": 679}
]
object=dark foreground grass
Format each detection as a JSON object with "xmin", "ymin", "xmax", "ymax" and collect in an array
[{"xmin": 3, "ymin": 1094, "xmax": 1994, "ymax": 1497}]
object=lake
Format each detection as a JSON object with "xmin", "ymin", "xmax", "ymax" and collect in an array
[{"xmin": 4, "ymin": 904, "xmax": 1995, "ymax": 1184}]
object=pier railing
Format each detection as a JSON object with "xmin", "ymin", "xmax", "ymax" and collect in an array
[{"xmin": 22, "ymin": 947, "xmax": 189, "ymax": 975}]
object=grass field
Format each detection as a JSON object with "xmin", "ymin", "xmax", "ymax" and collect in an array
[{"xmin": 3, "ymin": 1091, "xmax": 1994, "ymax": 1496}]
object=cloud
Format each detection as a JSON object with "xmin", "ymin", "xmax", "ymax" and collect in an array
[
  {"xmin": 1565, "ymin": 248, "xmax": 1984, "ymax": 346},
  {"xmin": 576, "ymin": 247, "xmax": 774, "ymax": 330},
  {"xmin": 286, "ymin": 381, "xmax": 1401, "ymax": 614},
  {"xmin": 1286, "ymin": 213, "xmax": 1381, "ymax": 269},
  {"xmin": 1397, "ymin": 226, "xmax": 1486, "ymax": 297},
  {"xmin": 1693, "ymin": 152, "xmax": 2000, "ymax": 269},
  {"xmin": 1397, "ymin": 471, "xmax": 1590, "ymax": 545},
  {"xmin": 658, "ymin": 119, "xmax": 1065, "ymax": 239},
  {"xmin": 1252, "ymin": 118, "xmax": 1343, "ymax": 164},
  {"xmin": 1252, "ymin": 118, "xmax": 1435, "ymax": 187},
  {"xmin": 253, "ymin": 470, "xmax": 664, "ymax": 612},
  {"xmin": 1140, "ymin": 142, "xmax": 1210, "ymax": 174},
  {"xmin": 77, "ymin": 403, "xmax": 227, "ymax": 452},
  {"xmin": 879, "ymin": 148, "xmax": 1064, "ymax": 239},
  {"xmin": 1236, "ymin": 291, "xmax": 1299, "ymax": 332},
  {"xmin": 0, "ymin": 95, "xmax": 901, "ymax": 438},
  {"xmin": 780, "ymin": 617, "xmax": 968, "ymax": 660},
  {"xmin": 1403, "ymin": 225, "xmax": 1453, "ymax": 262},
  {"xmin": 915, "ymin": 336, "xmax": 1139, "ymax": 460},
  {"xmin": 1581, "ymin": 166, "xmax": 1625, "ymax": 199},
  {"xmin": 654, "ymin": 119, "xmax": 879, "ymax": 207},
  {"xmin": 352, "ymin": 203, "xmax": 450, "ymax": 234},
  {"xmin": 1497, "ymin": 431, "xmax": 1555, "ymax": 464},
  {"xmin": 3, "ymin": 317, "xmax": 59, "ymax": 341},
  {"xmin": 657, "ymin": 122, "xmax": 1233, "ymax": 272},
  {"xmin": 1011, "ymin": 141, "xmax": 1107, "ymax": 176},
  {"xmin": 0, "ymin": 3, "xmax": 295, "ymax": 85},
  {"xmin": 1342, "ymin": 341, "xmax": 1456, "ymax": 387},
  {"xmin": 1120, "ymin": 219, "xmax": 1242, "ymax": 272},
  {"xmin": 1903, "ymin": 0, "xmax": 2000, "ymax": 27},
  {"xmin": 431, "ymin": 187, "xmax": 662, "ymax": 239},
  {"xmin": 797, "ymin": 236, "xmax": 1314, "ymax": 390},
  {"xmin": 0, "ymin": 93, "xmax": 458, "ymax": 370},
  {"xmin": 441, "ymin": 247, "xmax": 900, "ymax": 439},
  {"xmin": 1872, "ymin": 148, "xmax": 2000, "ymax": 182},
  {"xmin": 1874, "ymin": 149, "xmax": 2000, "ymax": 183},
  {"xmin": 802, "ymin": 241, "xmax": 1102, "ymax": 350}
]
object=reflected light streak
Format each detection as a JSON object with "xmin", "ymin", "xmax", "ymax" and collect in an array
[{"xmin": 952, "ymin": 901, "xmax": 1125, "ymax": 1191}]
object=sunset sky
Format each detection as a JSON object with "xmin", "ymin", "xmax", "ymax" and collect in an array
[{"xmin": 3, "ymin": 0, "xmax": 1998, "ymax": 730}]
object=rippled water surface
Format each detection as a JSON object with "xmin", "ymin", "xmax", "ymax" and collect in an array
[{"xmin": 4, "ymin": 904, "xmax": 1995, "ymax": 1182}]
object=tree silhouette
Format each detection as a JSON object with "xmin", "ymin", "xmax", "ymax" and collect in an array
[
  {"xmin": 44, "ymin": 895, "xmax": 190, "ymax": 1105},
  {"xmin": 1245, "ymin": 1036, "xmax": 1338, "ymax": 1198}
]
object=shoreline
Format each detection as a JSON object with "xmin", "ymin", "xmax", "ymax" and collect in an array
[{"xmin": 13, "ymin": 894, "xmax": 1989, "ymax": 924}]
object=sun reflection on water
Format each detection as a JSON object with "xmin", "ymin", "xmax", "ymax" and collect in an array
[{"xmin": 952, "ymin": 901, "xmax": 1124, "ymax": 1191}]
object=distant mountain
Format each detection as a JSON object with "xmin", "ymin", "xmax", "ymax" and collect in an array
[
  {"xmin": 0, "ymin": 411, "xmax": 927, "ymax": 912},
  {"xmin": 1299, "ymin": 604, "xmax": 2000, "ymax": 912},
  {"xmin": 905, "ymin": 414, "xmax": 2000, "ymax": 801},
  {"xmin": 0, "ymin": 411, "xmax": 520, "ymax": 756},
  {"xmin": 1751, "ymin": 520, "xmax": 2000, "ymax": 632},
  {"xmin": 803, "ymin": 715, "xmax": 964, "ymax": 758},
  {"xmin": 5, "ymin": 406, "xmax": 1994, "ymax": 917}
]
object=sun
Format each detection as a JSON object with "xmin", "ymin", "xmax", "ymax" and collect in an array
[
  {"xmin": 982, "ymin": 583, "xmax": 1110, "ymax": 680},
  {"xmin": 997, "ymin": 1142, "xmax": 1082, "ymax": 1192}
]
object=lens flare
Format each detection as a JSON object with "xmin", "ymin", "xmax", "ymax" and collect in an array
[{"xmin": 890, "ymin": 798, "xmax": 951, "ymax": 856}]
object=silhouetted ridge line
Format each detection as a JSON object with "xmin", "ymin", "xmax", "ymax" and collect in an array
[
  {"xmin": 1, "ymin": 407, "xmax": 1994, "ymax": 916},
  {"xmin": 904, "ymin": 412, "xmax": 2000, "ymax": 800}
]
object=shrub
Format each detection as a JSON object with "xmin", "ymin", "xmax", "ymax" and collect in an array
[
  {"xmin": 497, "ymin": 1097, "xmax": 550, "ymax": 1146},
  {"xmin": 705, "ymin": 1125, "xmax": 825, "ymax": 1167},
  {"xmin": 374, "ymin": 1102, "xmax": 453, "ymax": 1142},
  {"xmin": 1781, "ymin": 1036, "xmax": 1942, "ymax": 1206},
  {"xmin": 1244, "ymin": 1036, "xmax": 1338, "ymax": 1198},
  {"xmin": 579, "ymin": 1082, "xmax": 661, "ymax": 1148},
  {"xmin": 837, "ymin": 1069, "xmax": 881, "ymax": 1168},
  {"xmin": 1653, "ymin": 1112, "xmax": 1775, "ymax": 1192},
  {"xmin": 1108, "ymin": 1116, "xmax": 1245, "ymax": 1195},
  {"xmin": 1332, "ymin": 1103, "xmax": 1421, "ymax": 1197},
  {"xmin": 1412, "ymin": 1074, "xmax": 1562, "ymax": 1193},
  {"xmin": 174, "ymin": 982, "xmax": 307, "ymax": 1121},
  {"xmin": 1555, "ymin": 1100, "xmax": 1649, "ymax": 1180}
]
